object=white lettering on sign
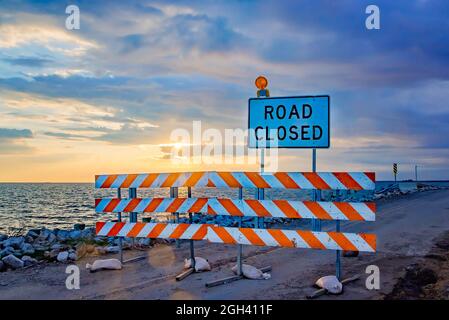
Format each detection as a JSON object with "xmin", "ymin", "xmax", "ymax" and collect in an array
[{"xmin": 248, "ymin": 95, "xmax": 330, "ymax": 148}]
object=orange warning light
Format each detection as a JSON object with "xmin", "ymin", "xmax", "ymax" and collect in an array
[{"xmin": 255, "ymin": 76, "xmax": 268, "ymax": 90}]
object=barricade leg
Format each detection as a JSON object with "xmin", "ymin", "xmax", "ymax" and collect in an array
[
  {"xmin": 129, "ymin": 188, "xmax": 137, "ymax": 248},
  {"xmin": 237, "ymin": 187, "xmax": 243, "ymax": 276},
  {"xmin": 176, "ymin": 187, "xmax": 196, "ymax": 281},
  {"xmin": 336, "ymin": 219, "xmax": 341, "ymax": 280},
  {"xmin": 170, "ymin": 187, "xmax": 181, "ymax": 248},
  {"xmin": 117, "ymin": 188, "xmax": 123, "ymax": 264},
  {"xmin": 335, "ymin": 189, "xmax": 341, "ymax": 279},
  {"xmin": 311, "ymin": 148, "xmax": 322, "ymax": 231},
  {"xmin": 188, "ymin": 187, "xmax": 195, "ymax": 268},
  {"xmin": 259, "ymin": 149, "xmax": 265, "ymax": 229}
]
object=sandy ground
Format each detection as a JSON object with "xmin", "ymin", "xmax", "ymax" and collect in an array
[{"xmin": 1, "ymin": 189, "xmax": 449, "ymax": 300}]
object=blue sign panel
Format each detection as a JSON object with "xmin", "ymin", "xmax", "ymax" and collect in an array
[{"xmin": 248, "ymin": 95, "xmax": 330, "ymax": 148}]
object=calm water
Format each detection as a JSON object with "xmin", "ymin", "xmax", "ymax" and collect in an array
[
  {"xmin": 0, "ymin": 183, "xmax": 315, "ymax": 234},
  {"xmin": 0, "ymin": 181, "xmax": 446, "ymax": 235}
]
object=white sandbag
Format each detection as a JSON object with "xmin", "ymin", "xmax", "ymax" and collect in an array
[
  {"xmin": 231, "ymin": 264, "xmax": 271, "ymax": 280},
  {"xmin": 315, "ymin": 275, "xmax": 343, "ymax": 294},
  {"xmin": 86, "ymin": 258, "xmax": 122, "ymax": 272},
  {"xmin": 184, "ymin": 257, "xmax": 211, "ymax": 272}
]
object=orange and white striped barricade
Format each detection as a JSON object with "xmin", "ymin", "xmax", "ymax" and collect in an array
[
  {"xmin": 95, "ymin": 171, "xmax": 376, "ymax": 283},
  {"xmin": 95, "ymin": 172, "xmax": 208, "ymax": 279}
]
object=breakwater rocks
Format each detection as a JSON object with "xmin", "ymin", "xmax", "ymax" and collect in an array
[{"xmin": 0, "ymin": 224, "xmax": 155, "ymax": 272}]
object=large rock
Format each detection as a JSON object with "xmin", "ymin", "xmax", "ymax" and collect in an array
[
  {"xmin": 81, "ymin": 228, "xmax": 94, "ymax": 239},
  {"xmin": 2, "ymin": 236, "xmax": 25, "ymax": 249},
  {"xmin": 68, "ymin": 252, "xmax": 77, "ymax": 261},
  {"xmin": 28, "ymin": 228, "xmax": 41, "ymax": 235},
  {"xmin": 69, "ymin": 230, "xmax": 82, "ymax": 240},
  {"xmin": 26, "ymin": 230, "xmax": 39, "ymax": 239},
  {"xmin": 39, "ymin": 229, "xmax": 52, "ymax": 240},
  {"xmin": 56, "ymin": 230, "xmax": 70, "ymax": 241},
  {"xmin": 21, "ymin": 243, "xmax": 35, "ymax": 255},
  {"xmin": 0, "ymin": 246, "xmax": 15, "ymax": 258},
  {"xmin": 50, "ymin": 243, "xmax": 63, "ymax": 251},
  {"xmin": 21, "ymin": 255, "xmax": 38, "ymax": 267},
  {"xmin": 57, "ymin": 251, "xmax": 69, "ymax": 262},
  {"xmin": 94, "ymin": 236, "xmax": 107, "ymax": 242},
  {"xmin": 33, "ymin": 244, "xmax": 50, "ymax": 252},
  {"xmin": 2, "ymin": 254, "xmax": 24, "ymax": 269},
  {"xmin": 47, "ymin": 233, "xmax": 57, "ymax": 244}
]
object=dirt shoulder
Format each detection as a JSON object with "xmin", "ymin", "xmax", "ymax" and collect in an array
[{"xmin": 385, "ymin": 231, "xmax": 449, "ymax": 300}]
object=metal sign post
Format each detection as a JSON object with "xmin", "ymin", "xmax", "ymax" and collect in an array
[
  {"xmin": 393, "ymin": 163, "xmax": 398, "ymax": 182},
  {"xmin": 258, "ymin": 149, "xmax": 265, "ymax": 228},
  {"xmin": 169, "ymin": 187, "xmax": 180, "ymax": 248},
  {"xmin": 311, "ymin": 148, "xmax": 321, "ymax": 231},
  {"xmin": 336, "ymin": 219, "xmax": 341, "ymax": 279},
  {"xmin": 257, "ymin": 79, "xmax": 268, "ymax": 229}
]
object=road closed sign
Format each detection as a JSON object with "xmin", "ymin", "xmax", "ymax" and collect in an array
[{"xmin": 248, "ymin": 95, "xmax": 330, "ymax": 148}]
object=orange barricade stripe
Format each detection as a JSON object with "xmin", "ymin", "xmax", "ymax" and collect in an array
[
  {"xmin": 299, "ymin": 230, "xmax": 326, "ymax": 250},
  {"xmin": 328, "ymin": 232, "xmax": 358, "ymax": 251},
  {"xmin": 121, "ymin": 174, "xmax": 138, "ymax": 188},
  {"xmin": 303, "ymin": 173, "xmax": 331, "ymax": 190},
  {"xmin": 245, "ymin": 199, "xmax": 272, "ymax": 217},
  {"xmin": 333, "ymin": 172, "xmax": 363, "ymax": 190},
  {"xmin": 334, "ymin": 202, "xmax": 364, "ymax": 221},
  {"xmin": 240, "ymin": 228, "xmax": 265, "ymax": 246},
  {"xmin": 267, "ymin": 229, "xmax": 295, "ymax": 247},
  {"xmin": 218, "ymin": 198, "xmax": 244, "ymax": 216},
  {"xmin": 304, "ymin": 201, "xmax": 333, "ymax": 220},
  {"xmin": 127, "ymin": 222, "xmax": 146, "ymax": 237},
  {"xmin": 274, "ymin": 172, "xmax": 300, "ymax": 189}
]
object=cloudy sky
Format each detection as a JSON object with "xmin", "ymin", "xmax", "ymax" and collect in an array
[{"xmin": 0, "ymin": 0, "xmax": 448, "ymax": 182}]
